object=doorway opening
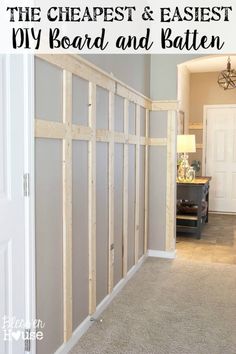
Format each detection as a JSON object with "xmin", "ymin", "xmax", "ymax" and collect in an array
[{"xmin": 176, "ymin": 55, "xmax": 236, "ymax": 265}]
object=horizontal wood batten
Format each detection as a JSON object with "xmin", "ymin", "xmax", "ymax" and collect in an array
[
  {"xmin": 96, "ymin": 129, "xmax": 113, "ymax": 143},
  {"xmin": 148, "ymin": 138, "xmax": 168, "ymax": 146},
  {"xmin": 36, "ymin": 119, "xmax": 168, "ymax": 147},
  {"xmin": 114, "ymin": 132, "xmax": 126, "ymax": 144},
  {"xmin": 35, "ymin": 119, "xmax": 66, "ymax": 139},
  {"xmin": 71, "ymin": 125, "xmax": 93, "ymax": 140},
  {"xmin": 152, "ymin": 100, "xmax": 179, "ymax": 111},
  {"xmin": 36, "ymin": 54, "xmax": 152, "ymax": 109},
  {"xmin": 37, "ymin": 54, "xmax": 116, "ymax": 93},
  {"xmin": 116, "ymin": 83, "xmax": 152, "ymax": 109}
]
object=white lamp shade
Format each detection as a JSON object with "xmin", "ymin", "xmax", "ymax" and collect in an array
[{"xmin": 177, "ymin": 135, "xmax": 196, "ymax": 153}]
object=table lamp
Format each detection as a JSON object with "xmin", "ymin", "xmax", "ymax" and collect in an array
[{"xmin": 177, "ymin": 134, "xmax": 196, "ymax": 182}]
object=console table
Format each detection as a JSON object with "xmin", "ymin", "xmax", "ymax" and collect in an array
[{"xmin": 176, "ymin": 177, "xmax": 211, "ymax": 239}]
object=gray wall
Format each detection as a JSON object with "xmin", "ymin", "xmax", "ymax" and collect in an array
[
  {"xmin": 72, "ymin": 141, "xmax": 89, "ymax": 330},
  {"xmin": 139, "ymin": 146, "xmax": 145, "ymax": 258},
  {"xmin": 35, "ymin": 54, "xmax": 181, "ymax": 354},
  {"xmin": 150, "ymin": 54, "xmax": 202, "ymax": 100},
  {"xmin": 128, "ymin": 145, "xmax": 136, "ymax": 270},
  {"xmin": 149, "ymin": 146, "xmax": 167, "ymax": 251},
  {"xmin": 96, "ymin": 143, "xmax": 109, "ymax": 305},
  {"xmin": 83, "ymin": 54, "xmax": 150, "ymax": 97},
  {"xmin": 35, "ymin": 139, "xmax": 64, "ymax": 354},
  {"xmin": 148, "ymin": 111, "xmax": 168, "ymax": 251},
  {"xmin": 35, "ymin": 58, "xmax": 65, "ymax": 354},
  {"xmin": 35, "ymin": 58, "xmax": 63, "ymax": 121},
  {"xmin": 114, "ymin": 144, "xmax": 124, "ymax": 286}
]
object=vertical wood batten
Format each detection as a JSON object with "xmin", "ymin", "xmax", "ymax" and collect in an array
[
  {"xmin": 135, "ymin": 105, "xmax": 140, "ymax": 263},
  {"xmin": 144, "ymin": 109, "xmax": 149, "ymax": 254},
  {"xmin": 166, "ymin": 110, "xmax": 177, "ymax": 252},
  {"xmin": 62, "ymin": 70, "xmax": 73, "ymax": 341},
  {"xmin": 36, "ymin": 54, "xmax": 180, "ymax": 351},
  {"xmin": 122, "ymin": 99, "xmax": 129, "ymax": 277},
  {"xmin": 108, "ymin": 92, "xmax": 115, "ymax": 293},
  {"xmin": 88, "ymin": 82, "xmax": 97, "ymax": 314}
]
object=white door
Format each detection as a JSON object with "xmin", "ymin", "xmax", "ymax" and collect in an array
[
  {"xmin": 205, "ymin": 105, "xmax": 236, "ymax": 213},
  {"xmin": 0, "ymin": 55, "xmax": 32, "ymax": 353}
]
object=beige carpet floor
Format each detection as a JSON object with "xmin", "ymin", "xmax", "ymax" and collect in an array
[{"xmin": 70, "ymin": 258, "xmax": 236, "ymax": 354}]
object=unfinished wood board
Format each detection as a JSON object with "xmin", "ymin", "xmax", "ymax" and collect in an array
[
  {"xmin": 72, "ymin": 141, "xmax": 89, "ymax": 331},
  {"xmin": 96, "ymin": 142, "xmax": 109, "ymax": 306},
  {"xmin": 71, "ymin": 125, "xmax": 93, "ymax": 141},
  {"xmin": 135, "ymin": 105, "xmax": 140, "ymax": 264},
  {"xmin": 144, "ymin": 109, "xmax": 149, "ymax": 254},
  {"xmin": 35, "ymin": 139, "xmax": 64, "ymax": 354},
  {"xmin": 62, "ymin": 71, "xmax": 73, "ymax": 341},
  {"xmin": 152, "ymin": 100, "xmax": 179, "ymax": 111},
  {"xmin": 72, "ymin": 75, "xmax": 89, "ymax": 126},
  {"xmin": 35, "ymin": 119, "xmax": 66, "ymax": 140},
  {"xmin": 114, "ymin": 143, "xmax": 124, "ymax": 286},
  {"xmin": 35, "ymin": 57, "xmax": 63, "ymax": 122},
  {"xmin": 122, "ymin": 99, "xmax": 129, "ymax": 277},
  {"xmin": 108, "ymin": 92, "xmax": 115, "ymax": 293},
  {"xmin": 88, "ymin": 82, "xmax": 96, "ymax": 314}
]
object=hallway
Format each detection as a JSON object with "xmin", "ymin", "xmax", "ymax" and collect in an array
[
  {"xmin": 68, "ymin": 214, "xmax": 236, "ymax": 354},
  {"xmin": 176, "ymin": 214, "xmax": 236, "ymax": 264}
]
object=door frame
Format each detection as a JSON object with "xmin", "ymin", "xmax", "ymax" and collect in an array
[
  {"xmin": 1, "ymin": 54, "xmax": 35, "ymax": 353},
  {"xmin": 22, "ymin": 54, "xmax": 36, "ymax": 354},
  {"xmin": 202, "ymin": 104, "xmax": 236, "ymax": 175}
]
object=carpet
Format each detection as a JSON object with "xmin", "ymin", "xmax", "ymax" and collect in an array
[{"xmin": 70, "ymin": 258, "xmax": 236, "ymax": 354}]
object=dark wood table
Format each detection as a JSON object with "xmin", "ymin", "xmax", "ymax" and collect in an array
[{"xmin": 176, "ymin": 177, "xmax": 211, "ymax": 239}]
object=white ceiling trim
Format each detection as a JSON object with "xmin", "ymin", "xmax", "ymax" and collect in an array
[{"xmin": 180, "ymin": 55, "xmax": 236, "ymax": 73}]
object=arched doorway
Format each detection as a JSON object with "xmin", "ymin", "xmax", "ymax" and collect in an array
[{"xmin": 176, "ymin": 55, "xmax": 236, "ymax": 264}]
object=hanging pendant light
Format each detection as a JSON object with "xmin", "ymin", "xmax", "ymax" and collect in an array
[{"xmin": 218, "ymin": 57, "xmax": 236, "ymax": 90}]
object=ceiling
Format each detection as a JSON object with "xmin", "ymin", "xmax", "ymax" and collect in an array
[{"xmin": 184, "ymin": 55, "xmax": 236, "ymax": 73}]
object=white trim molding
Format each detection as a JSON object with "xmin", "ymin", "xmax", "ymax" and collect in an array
[
  {"xmin": 203, "ymin": 104, "xmax": 236, "ymax": 175},
  {"xmin": 148, "ymin": 249, "xmax": 176, "ymax": 259}
]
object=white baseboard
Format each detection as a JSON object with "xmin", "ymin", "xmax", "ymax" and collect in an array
[
  {"xmin": 55, "ymin": 315, "xmax": 91, "ymax": 354},
  {"xmin": 209, "ymin": 211, "xmax": 236, "ymax": 216},
  {"xmin": 55, "ymin": 254, "xmax": 147, "ymax": 354},
  {"xmin": 148, "ymin": 249, "xmax": 176, "ymax": 259},
  {"xmin": 95, "ymin": 253, "xmax": 146, "ymax": 319}
]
